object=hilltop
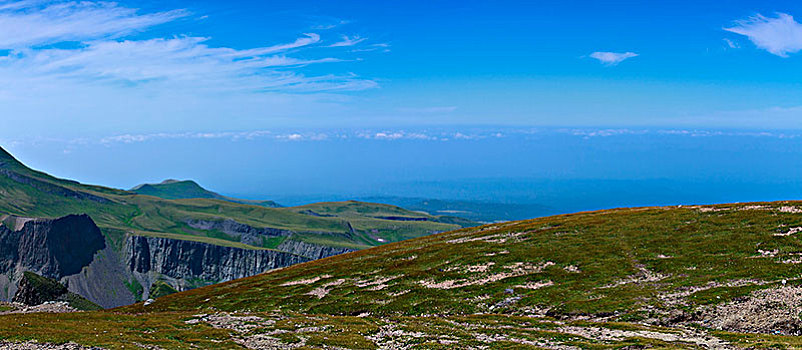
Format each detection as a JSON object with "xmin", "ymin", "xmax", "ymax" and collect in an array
[
  {"xmin": 1, "ymin": 201, "xmax": 801, "ymax": 348},
  {"xmin": 0, "ymin": 146, "xmax": 476, "ymax": 308},
  {"xmin": 131, "ymin": 179, "xmax": 282, "ymax": 208}
]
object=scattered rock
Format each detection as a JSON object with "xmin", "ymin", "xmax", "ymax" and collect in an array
[
  {"xmin": 704, "ymin": 286, "xmax": 802, "ymax": 335},
  {"xmin": 0, "ymin": 341, "xmax": 96, "ymax": 349},
  {"xmin": 774, "ymin": 227, "xmax": 802, "ymax": 237},
  {"xmin": 280, "ymin": 275, "xmax": 332, "ymax": 287}
]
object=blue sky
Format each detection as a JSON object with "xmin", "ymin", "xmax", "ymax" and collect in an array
[
  {"xmin": 4, "ymin": 0, "xmax": 802, "ymax": 136},
  {"xmin": 3, "ymin": 0, "xmax": 802, "ymax": 211}
]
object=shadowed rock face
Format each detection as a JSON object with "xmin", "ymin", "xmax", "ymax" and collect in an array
[
  {"xmin": 125, "ymin": 236, "xmax": 310, "ymax": 285},
  {"xmin": 0, "ymin": 214, "xmax": 105, "ymax": 278}
]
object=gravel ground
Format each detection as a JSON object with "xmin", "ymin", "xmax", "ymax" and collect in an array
[
  {"xmin": 704, "ymin": 286, "xmax": 802, "ymax": 335},
  {"xmin": 0, "ymin": 301, "xmax": 77, "ymax": 315},
  {"xmin": 0, "ymin": 341, "xmax": 96, "ymax": 349}
]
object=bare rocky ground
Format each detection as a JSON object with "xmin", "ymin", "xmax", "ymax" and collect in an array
[
  {"xmin": 0, "ymin": 341, "xmax": 95, "ymax": 349},
  {"xmin": 177, "ymin": 312, "xmax": 735, "ymax": 349},
  {"xmin": 0, "ymin": 302, "xmax": 89, "ymax": 350},
  {"xmin": 0, "ymin": 301, "xmax": 77, "ymax": 315},
  {"xmin": 703, "ymin": 285, "xmax": 802, "ymax": 335}
]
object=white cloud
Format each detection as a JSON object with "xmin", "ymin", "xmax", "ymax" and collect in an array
[
  {"xmin": 33, "ymin": 127, "xmax": 802, "ymax": 150},
  {"xmin": 98, "ymin": 130, "xmax": 341, "ymax": 144},
  {"xmin": 0, "ymin": 1, "xmax": 188, "ymax": 48},
  {"xmin": 725, "ymin": 13, "xmax": 802, "ymax": 57},
  {"xmin": 350, "ymin": 43, "xmax": 391, "ymax": 53},
  {"xmin": 589, "ymin": 51, "xmax": 638, "ymax": 65},
  {"xmin": 567, "ymin": 129, "xmax": 647, "ymax": 137},
  {"xmin": 235, "ymin": 33, "xmax": 321, "ymax": 56},
  {"xmin": 372, "ymin": 132, "xmax": 405, "ymax": 140},
  {"xmin": 328, "ymin": 35, "xmax": 367, "ymax": 47},
  {"xmin": 2, "ymin": 36, "xmax": 364, "ymax": 91},
  {"xmin": 99, "ymin": 131, "xmax": 251, "ymax": 144},
  {"xmin": 0, "ymin": 0, "xmax": 378, "ymax": 122},
  {"xmin": 0, "ymin": 2, "xmax": 394, "ymax": 140}
]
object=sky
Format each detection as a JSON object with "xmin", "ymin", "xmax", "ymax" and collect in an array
[{"xmin": 3, "ymin": 0, "xmax": 802, "ymax": 214}]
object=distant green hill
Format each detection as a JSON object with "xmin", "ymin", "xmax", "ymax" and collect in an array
[{"xmin": 131, "ymin": 179, "xmax": 282, "ymax": 208}]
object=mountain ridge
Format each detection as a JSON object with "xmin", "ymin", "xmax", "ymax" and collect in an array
[{"xmin": 0, "ymin": 145, "xmax": 477, "ymax": 307}]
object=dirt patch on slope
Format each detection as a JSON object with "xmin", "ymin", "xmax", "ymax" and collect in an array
[{"xmin": 703, "ymin": 286, "xmax": 802, "ymax": 335}]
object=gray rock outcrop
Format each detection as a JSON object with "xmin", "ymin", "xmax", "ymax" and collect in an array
[
  {"xmin": 125, "ymin": 235, "xmax": 309, "ymax": 285},
  {"xmin": 277, "ymin": 239, "xmax": 356, "ymax": 260}
]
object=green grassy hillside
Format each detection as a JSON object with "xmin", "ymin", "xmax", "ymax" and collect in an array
[
  {"xmin": 1, "ymin": 201, "xmax": 801, "ymax": 348},
  {"xmin": 131, "ymin": 179, "xmax": 282, "ymax": 208},
  {"xmin": 138, "ymin": 202, "xmax": 802, "ymax": 318},
  {"xmin": 0, "ymin": 146, "xmax": 473, "ymax": 252}
]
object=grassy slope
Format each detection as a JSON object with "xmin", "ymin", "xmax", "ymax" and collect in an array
[
  {"xmin": 0, "ymin": 147, "xmax": 471, "ymax": 251},
  {"xmin": 3, "ymin": 202, "xmax": 802, "ymax": 348},
  {"xmin": 138, "ymin": 201, "xmax": 802, "ymax": 316}
]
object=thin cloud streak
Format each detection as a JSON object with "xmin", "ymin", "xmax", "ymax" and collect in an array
[
  {"xmin": 589, "ymin": 51, "xmax": 638, "ymax": 65},
  {"xmin": 328, "ymin": 35, "xmax": 367, "ymax": 47},
  {"xmin": 3, "ymin": 36, "xmax": 357, "ymax": 91}
]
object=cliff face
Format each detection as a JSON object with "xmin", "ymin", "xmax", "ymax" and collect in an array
[
  {"xmin": 0, "ymin": 214, "xmax": 125, "ymax": 307},
  {"xmin": 276, "ymin": 239, "xmax": 356, "ymax": 260},
  {"xmin": 125, "ymin": 235, "xmax": 310, "ymax": 289},
  {"xmin": 0, "ymin": 214, "xmax": 347, "ymax": 308},
  {"xmin": 0, "ymin": 214, "xmax": 105, "ymax": 278}
]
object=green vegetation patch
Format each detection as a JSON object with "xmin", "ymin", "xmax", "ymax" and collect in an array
[{"xmin": 150, "ymin": 281, "xmax": 179, "ymax": 299}]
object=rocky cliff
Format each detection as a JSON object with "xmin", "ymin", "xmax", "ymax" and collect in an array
[
  {"xmin": 0, "ymin": 214, "xmax": 105, "ymax": 279},
  {"xmin": 0, "ymin": 214, "xmax": 313, "ymax": 308},
  {"xmin": 125, "ymin": 235, "xmax": 310, "ymax": 295},
  {"xmin": 0, "ymin": 214, "xmax": 124, "ymax": 307},
  {"xmin": 0, "ymin": 214, "xmax": 354, "ymax": 307},
  {"xmin": 276, "ymin": 239, "xmax": 356, "ymax": 260}
]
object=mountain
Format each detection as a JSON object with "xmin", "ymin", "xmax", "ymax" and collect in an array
[
  {"xmin": 131, "ymin": 179, "xmax": 282, "ymax": 208},
  {"xmin": 1, "ymin": 201, "xmax": 800, "ymax": 348},
  {"xmin": 0, "ymin": 146, "xmax": 477, "ymax": 308}
]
